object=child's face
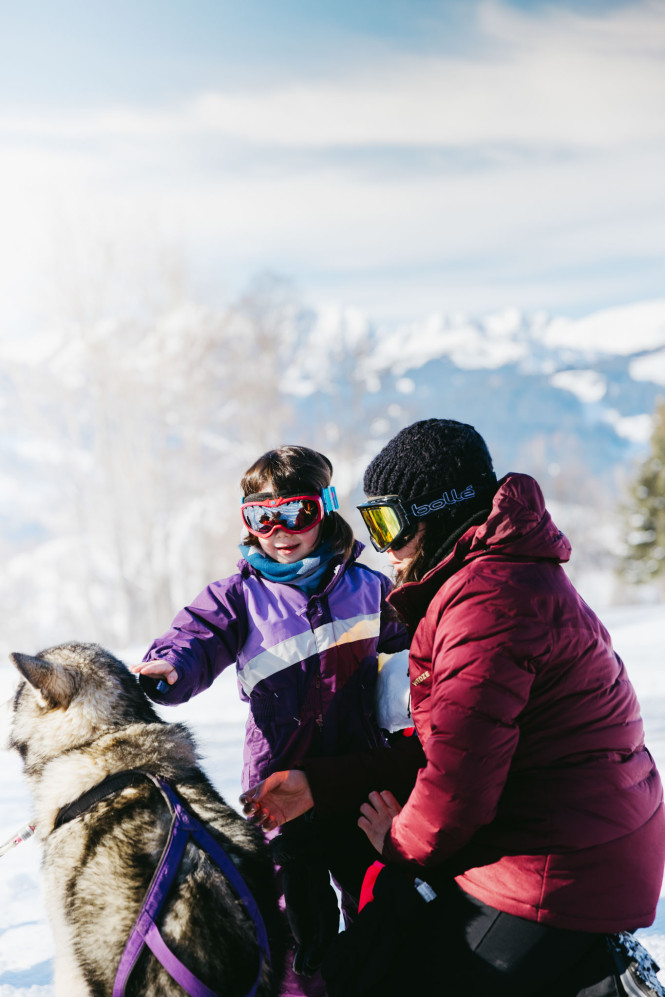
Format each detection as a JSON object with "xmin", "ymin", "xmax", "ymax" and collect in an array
[{"xmin": 258, "ymin": 523, "xmax": 322, "ymax": 564}]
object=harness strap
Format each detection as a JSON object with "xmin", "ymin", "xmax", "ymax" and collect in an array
[
  {"xmin": 112, "ymin": 802, "xmax": 189, "ymax": 997},
  {"xmin": 112, "ymin": 774, "xmax": 269, "ymax": 997},
  {"xmin": 54, "ymin": 770, "xmax": 146, "ymax": 829},
  {"xmin": 143, "ymin": 921, "xmax": 221, "ymax": 997},
  {"xmin": 53, "ymin": 769, "xmax": 269, "ymax": 997}
]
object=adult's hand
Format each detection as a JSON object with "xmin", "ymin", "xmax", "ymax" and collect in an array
[
  {"xmin": 358, "ymin": 790, "xmax": 402, "ymax": 854},
  {"xmin": 239, "ymin": 770, "xmax": 314, "ymax": 831}
]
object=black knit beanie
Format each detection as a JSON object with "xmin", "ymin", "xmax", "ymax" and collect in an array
[{"xmin": 363, "ymin": 419, "xmax": 497, "ymax": 539}]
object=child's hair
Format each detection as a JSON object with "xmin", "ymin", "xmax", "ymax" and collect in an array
[{"xmin": 240, "ymin": 445, "xmax": 355, "ymax": 560}]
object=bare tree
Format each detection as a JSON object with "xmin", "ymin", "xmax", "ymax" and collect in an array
[{"xmin": 1, "ymin": 258, "xmax": 301, "ymax": 652}]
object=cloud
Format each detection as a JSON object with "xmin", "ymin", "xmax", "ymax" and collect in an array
[
  {"xmin": 0, "ymin": 0, "xmax": 665, "ymax": 148},
  {"xmin": 185, "ymin": 1, "xmax": 665, "ymax": 150},
  {"xmin": 0, "ymin": 0, "xmax": 664, "ymax": 326},
  {"xmin": 3, "ymin": 1, "xmax": 664, "ymax": 151}
]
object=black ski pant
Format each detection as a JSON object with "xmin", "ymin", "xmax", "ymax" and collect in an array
[{"xmin": 322, "ymin": 869, "xmax": 625, "ymax": 996}]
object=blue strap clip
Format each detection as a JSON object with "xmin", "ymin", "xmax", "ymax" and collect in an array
[{"xmin": 321, "ymin": 486, "xmax": 339, "ymax": 515}]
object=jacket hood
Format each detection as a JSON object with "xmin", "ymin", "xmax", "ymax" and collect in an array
[
  {"xmin": 390, "ymin": 473, "xmax": 571, "ymax": 626},
  {"xmin": 472, "ymin": 473, "xmax": 571, "ymax": 562}
]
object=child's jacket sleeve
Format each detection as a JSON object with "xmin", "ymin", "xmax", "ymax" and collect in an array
[{"xmin": 140, "ymin": 574, "xmax": 248, "ymax": 705}]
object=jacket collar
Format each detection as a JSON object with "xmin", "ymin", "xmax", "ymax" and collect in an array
[
  {"xmin": 387, "ymin": 527, "xmax": 476, "ymax": 632},
  {"xmin": 388, "ymin": 473, "xmax": 570, "ymax": 631}
]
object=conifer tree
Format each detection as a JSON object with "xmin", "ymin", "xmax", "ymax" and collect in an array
[{"xmin": 621, "ymin": 397, "xmax": 665, "ymax": 586}]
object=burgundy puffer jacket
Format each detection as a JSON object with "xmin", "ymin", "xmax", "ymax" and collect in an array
[{"xmin": 382, "ymin": 473, "xmax": 665, "ymax": 932}]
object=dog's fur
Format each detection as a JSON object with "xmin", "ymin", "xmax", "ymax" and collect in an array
[{"xmin": 7, "ymin": 642, "xmax": 284, "ymax": 997}]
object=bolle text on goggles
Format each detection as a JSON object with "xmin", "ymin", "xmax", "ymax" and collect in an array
[
  {"xmin": 241, "ymin": 487, "xmax": 339, "ymax": 538},
  {"xmin": 358, "ymin": 483, "xmax": 479, "ymax": 552}
]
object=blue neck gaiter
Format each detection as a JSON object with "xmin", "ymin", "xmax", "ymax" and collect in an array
[{"xmin": 239, "ymin": 539, "xmax": 340, "ymax": 595}]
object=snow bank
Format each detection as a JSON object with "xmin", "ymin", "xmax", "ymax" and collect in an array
[{"xmin": 1, "ymin": 605, "xmax": 664, "ymax": 992}]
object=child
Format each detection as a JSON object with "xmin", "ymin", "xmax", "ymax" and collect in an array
[{"xmin": 132, "ymin": 445, "xmax": 409, "ymax": 997}]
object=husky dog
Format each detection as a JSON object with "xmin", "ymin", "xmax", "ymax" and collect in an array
[{"xmin": 7, "ymin": 642, "xmax": 284, "ymax": 997}]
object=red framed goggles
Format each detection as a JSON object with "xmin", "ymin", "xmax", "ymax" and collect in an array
[{"xmin": 241, "ymin": 487, "xmax": 338, "ymax": 538}]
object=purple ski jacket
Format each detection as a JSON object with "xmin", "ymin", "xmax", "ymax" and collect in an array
[{"xmin": 141, "ymin": 541, "xmax": 409, "ymax": 791}]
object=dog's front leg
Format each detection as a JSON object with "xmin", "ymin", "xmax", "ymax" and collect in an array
[
  {"xmin": 53, "ymin": 956, "xmax": 91, "ymax": 997},
  {"xmin": 46, "ymin": 896, "xmax": 92, "ymax": 997}
]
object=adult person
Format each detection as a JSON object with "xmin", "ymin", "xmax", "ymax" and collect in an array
[{"xmin": 241, "ymin": 419, "xmax": 665, "ymax": 997}]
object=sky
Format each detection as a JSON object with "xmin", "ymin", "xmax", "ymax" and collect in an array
[{"xmin": 0, "ymin": 0, "xmax": 664, "ymax": 334}]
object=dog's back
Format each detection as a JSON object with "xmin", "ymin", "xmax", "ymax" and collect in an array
[{"xmin": 8, "ymin": 642, "xmax": 284, "ymax": 997}]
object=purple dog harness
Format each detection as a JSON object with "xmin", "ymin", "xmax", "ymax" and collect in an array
[{"xmin": 54, "ymin": 770, "xmax": 270, "ymax": 997}]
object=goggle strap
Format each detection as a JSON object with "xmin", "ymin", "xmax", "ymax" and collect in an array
[
  {"xmin": 362, "ymin": 480, "xmax": 495, "ymax": 520},
  {"xmin": 241, "ymin": 489, "xmax": 338, "ymax": 513},
  {"xmin": 241, "ymin": 492, "xmax": 272, "ymax": 505},
  {"xmin": 321, "ymin": 486, "xmax": 338, "ymax": 515}
]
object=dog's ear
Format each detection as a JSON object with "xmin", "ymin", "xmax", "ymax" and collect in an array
[{"xmin": 9, "ymin": 652, "xmax": 79, "ymax": 709}]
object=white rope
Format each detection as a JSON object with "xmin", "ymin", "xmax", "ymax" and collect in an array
[{"xmin": 0, "ymin": 821, "xmax": 36, "ymax": 858}]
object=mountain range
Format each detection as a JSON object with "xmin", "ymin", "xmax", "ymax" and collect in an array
[
  {"xmin": 1, "ymin": 294, "xmax": 663, "ymax": 653},
  {"xmin": 291, "ymin": 297, "xmax": 665, "ymax": 491}
]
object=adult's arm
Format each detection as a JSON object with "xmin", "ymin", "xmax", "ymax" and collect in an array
[
  {"xmin": 302, "ymin": 730, "xmax": 425, "ymax": 815},
  {"xmin": 383, "ymin": 570, "xmax": 540, "ymax": 869},
  {"xmin": 241, "ymin": 732, "xmax": 425, "ymax": 829}
]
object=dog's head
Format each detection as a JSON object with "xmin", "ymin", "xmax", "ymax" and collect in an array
[{"xmin": 8, "ymin": 642, "xmax": 160, "ymax": 771}]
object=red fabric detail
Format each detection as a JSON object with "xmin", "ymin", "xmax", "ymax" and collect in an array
[
  {"xmin": 358, "ymin": 861, "xmax": 385, "ymax": 911},
  {"xmin": 456, "ymin": 804, "xmax": 665, "ymax": 932},
  {"xmin": 402, "ymin": 727, "xmax": 416, "ymax": 737}
]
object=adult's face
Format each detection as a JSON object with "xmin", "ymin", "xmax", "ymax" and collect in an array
[{"xmin": 386, "ymin": 523, "xmax": 425, "ymax": 579}]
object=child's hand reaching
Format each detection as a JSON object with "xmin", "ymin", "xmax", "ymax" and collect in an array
[
  {"xmin": 240, "ymin": 770, "xmax": 314, "ymax": 830},
  {"xmin": 130, "ymin": 661, "xmax": 179, "ymax": 685}
]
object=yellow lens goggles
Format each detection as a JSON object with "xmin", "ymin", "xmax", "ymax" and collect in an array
[{"xmin": 357, "ymin": 496, "xmax": 414, "ymax": 552}]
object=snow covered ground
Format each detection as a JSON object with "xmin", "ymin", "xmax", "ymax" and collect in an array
[{"xmin": 1, "ymin": 602, "xmax": 664, "ymax": 995}]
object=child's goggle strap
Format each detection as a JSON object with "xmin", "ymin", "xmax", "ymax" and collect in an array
[
  {"xmin": 242, "ymin": 487, "xmax": 338, "ymax": 511},
  {"xmin": 321, "ymin": 486, "xmax": 339, "ymax": 514},
  {"xmin": 241, "ymin": 487, "xmax": 339, "ymax": 538}
]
